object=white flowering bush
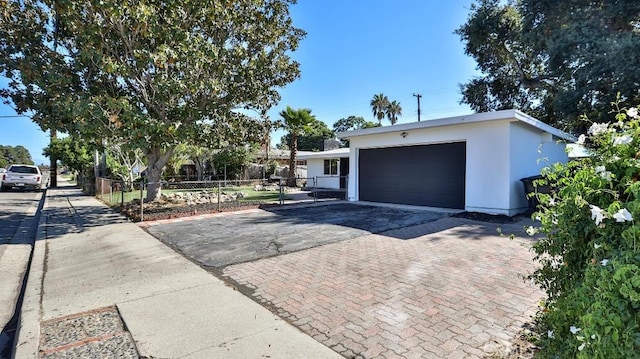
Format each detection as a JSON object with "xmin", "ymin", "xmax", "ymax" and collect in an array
[{"xmin": 531, "ymin": 102, "xmax": 640, "ymax": 358}]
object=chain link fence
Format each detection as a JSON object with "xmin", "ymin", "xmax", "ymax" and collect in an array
[{"xmin": 95, "ymin": 176, "xmax": 347, "ymax": 222}]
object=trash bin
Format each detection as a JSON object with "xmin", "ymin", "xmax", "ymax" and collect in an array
[{"xmin": 521, "ymin": 175, "xmax": 551, "ymax": 210}]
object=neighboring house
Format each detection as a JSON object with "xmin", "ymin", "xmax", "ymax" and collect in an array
[
  {"xmin": 337, "ymin": 109, "xmax": 574, "ymax": 216},
  {"xmin": 297, "ymin": 148, "xmax": 350, "ymax": 189},
  {"xmin": 255, "ymin": 147, "xmax": 310, "ymax": 167}
]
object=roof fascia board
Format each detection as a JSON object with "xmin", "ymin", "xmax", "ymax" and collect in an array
[{"xmin": 337, "ymin": 109, "xmax": 576, "ymax": 142}]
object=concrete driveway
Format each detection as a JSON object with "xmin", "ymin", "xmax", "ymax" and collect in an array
[{"xmin": 144, "ymin": 203, "xmax": 450, "ymax": 267}]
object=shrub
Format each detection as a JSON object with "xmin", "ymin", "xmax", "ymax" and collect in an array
[{"xmin": 531, "ymin": 101, "xmax": 640, "ymax": 358}]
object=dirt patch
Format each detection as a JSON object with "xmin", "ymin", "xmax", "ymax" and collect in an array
[{"xmin": 485, "ymin": 321, "xmax": 541, "ymax": 359}]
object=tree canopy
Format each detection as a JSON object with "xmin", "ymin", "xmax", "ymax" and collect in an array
[
  {"xmin": 332, "ymin": 115, "xmax": 379, "ymax": 147},
  {"xmin": 457, "ymin": 0, "xmax": 640, "ymax": 132},
  {"xmin": 0, "ymin": 145, "xmax": 34, "ymax": 167},
  {"xmin": 386, "ymin": 100, "xmax": 402, "ymax": 125},
  {"xmin": 370, "ymin": 93, "xmax": 389, "ymax": 125},
  {"xmin": 277, "ymin": 116, "xmax": 333, "ymax": 151},
  {"xmin": 42, "ymin": 137, "xmax": 93, "ymax": 178},
  {"xmin": 0, "ymin": 0, "xmax": 305, "ymax": 200}
]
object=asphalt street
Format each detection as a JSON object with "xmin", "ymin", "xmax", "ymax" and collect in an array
[{"xmin": 0, "ymin": 188, "xmax": 45, "ymax": 358}]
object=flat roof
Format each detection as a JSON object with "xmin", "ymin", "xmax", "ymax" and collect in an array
[
  {"xmin": 296, "ymin": 148, "xmax": 350, "ymax": 159},
  {"xmin": 337, "ymin": 109, "xmax": 575, "ymax": 142}
]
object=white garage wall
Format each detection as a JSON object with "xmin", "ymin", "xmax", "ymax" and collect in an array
[
  {"xmin": 509, "ymin": 122, "xmax": 568, "ymax": 213},
  {"xmin": 306, "ymin": 158, "xmax": 341, "ymax": 189},
  {"xmin": 348, "ymin": 120, "xmax": 513, "ymax": 213}
]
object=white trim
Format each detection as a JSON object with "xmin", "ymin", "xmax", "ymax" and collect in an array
[
  {"xmin": 297, "ymin": 148, "xmax": 350, "ymax": 160},
  {"xmin": 337, "ymin": 109, "xmax": 575, "ymax": 142}
]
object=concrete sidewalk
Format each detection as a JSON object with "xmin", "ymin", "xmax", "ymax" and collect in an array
[{"xmin": 14, "ymin": 179, "xmax": 340, "ymax": 358}]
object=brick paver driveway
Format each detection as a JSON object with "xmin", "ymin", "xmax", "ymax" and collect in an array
[{"xmin": 223, "ymin": 217, "xmax": 543, "ymax": 359}]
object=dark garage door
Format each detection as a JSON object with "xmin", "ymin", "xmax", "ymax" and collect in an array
[{"xmin": 358, "ymin": 142, "xmax": 466, "ymax": 209}]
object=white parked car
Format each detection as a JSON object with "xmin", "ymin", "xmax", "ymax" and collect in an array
[{"xmin": 1, "ymin": 164, "xmax": 42, "ymax": 192}]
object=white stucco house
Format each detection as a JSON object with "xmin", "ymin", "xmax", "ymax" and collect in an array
[
  {"xmin": 297, "ymin": 148, "xmax": 350, "ymax": 189},
  {"xmin": 337, "ymin": 109, "xmax": 574, "ymax": 216}
]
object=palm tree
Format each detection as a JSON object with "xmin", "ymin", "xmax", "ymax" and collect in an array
[
  {"xmin": 278, "ymin": 106, "xmax": 315, "ymax": 186},
  {"xmin": 370, "ymin": 93, "xmax": 389, "ymax": 125},
  {"xmin": 386, "ymin": 100, "xmax": 402, "ymax": 125}
]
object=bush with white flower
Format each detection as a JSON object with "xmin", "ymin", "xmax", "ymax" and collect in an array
[{"xmin": 531, "ymin": 101, "xmax": 640, "ymax": 358}]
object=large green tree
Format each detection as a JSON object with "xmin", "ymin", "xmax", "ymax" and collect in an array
[
  {"xmin": 0, "ymin": 145, "xmax": 34, "ymax": 167},
  {"xmin": 42, "ymin": 137, "xmax": 93, "ymax": 181},
  {"xmin": 276, "ymin": 106, "xmax": 315, "ymax": 185},
  {"xmin": 277, "ymin": 117, "xmax": 333, "ymax": 151},
  {"xmin": 457, "ymin": 0, "xmax": 640, "ymax": 132},
  {"xmin": 0, "ymin": 0, "xmax": 304, "ymax": 201},
  {"xmin": 212, "ymin": 146, "xmax": 256, "ymax": 180},
  {"xmin": 332, "ymin": 115, "xmax": 379, "ymax": 147}
]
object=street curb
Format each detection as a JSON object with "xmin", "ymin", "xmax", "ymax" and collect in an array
[{"xmin": 12, "ymin": 189, "xmax": 49, "ymax": 359}]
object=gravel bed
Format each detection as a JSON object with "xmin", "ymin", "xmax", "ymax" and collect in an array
[
  {"xmin": 40, "ymin": 333, "xmax": 138, "ymax": 359},
  {"xmin": 39, "ymin": 306, "xmax": 138, "ymax": 358},
  {"xmin": 119, "ymin": 201, "xmax": 275, "ymax": 222}
]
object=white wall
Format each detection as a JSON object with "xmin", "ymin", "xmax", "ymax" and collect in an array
[
  {"xmin": 348, "ymin": 120, "xmax": 513, "ymax": 213},
  {"xmin": 306, "ymin": 158, "xmax": 341, "ymax": 189},
  {"xmin": 508, "ymin": 122, "xmax": 568, "ymax": 213}
]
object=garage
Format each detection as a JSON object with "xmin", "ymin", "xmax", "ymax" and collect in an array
[
  {"xmin": 339, "ymin": 109, "xmax": 573, "ymax": 215},
  {"xmin": 358, "ymin": 142, "xmax": 466, "ymax": 209}
]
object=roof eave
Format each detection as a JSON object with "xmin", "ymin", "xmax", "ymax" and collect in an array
[
  {"xmin": 337, "ymin": 110, "xmax": 519, "ymax": 139},
  {"xmin": 337, "ymin": 109, "xmax": 576, "ymax": 142}
]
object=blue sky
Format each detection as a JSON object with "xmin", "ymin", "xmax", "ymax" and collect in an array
[{"xmin": 0, "ymin": 0, "xmax": 478, "ymax": 165}]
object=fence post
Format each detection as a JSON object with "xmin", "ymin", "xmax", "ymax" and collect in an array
[
  {"xmin": 279, "ymin": 178, "xmax": 283, "ymax": 205},
  {"xmin": 121, "ymin": 187, "xmax": 124, "ymax": 207},
  {"xmin": 314, "ymin": 177, "xmax": 317, "ymax": 203},
  {"xmin": 139, "ymin": 181, "xmax": 144, "ymax": 222},
  {"xmin": 109, "ymin": 180, "xmax": 113, "ymax": 205},
  {"xmin": 217, "ymin": 181, "xmax": 221, "ymax": 211},
  {"xmin": 345, "ymin": 175, "xmax": 348, "ymax": 201}
]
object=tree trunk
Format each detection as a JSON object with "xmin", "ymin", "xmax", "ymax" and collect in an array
[
  {"xmin": 287, "ymin": 133, "xmax": 297, "ymax": 187},
  {"xmin": 194, "ymin": 158, "xmax": 204, "ymax": 180},
  {"xmin": 126, "ymin": 170, "xmax": 135, "ymax": 192},
  {"xmin": 144, "ymin": 147, "xmax": 175, "ymax": 202}
]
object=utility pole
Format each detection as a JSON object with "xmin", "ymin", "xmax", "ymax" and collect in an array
[{"xmin": 413, "ymin": 93, "xmax": 422, "ymax": 122}]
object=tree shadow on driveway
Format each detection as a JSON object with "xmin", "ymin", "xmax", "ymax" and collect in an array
[{"xmin": 146, "ymin": 203, "xmax": 453, "ymax": 268}]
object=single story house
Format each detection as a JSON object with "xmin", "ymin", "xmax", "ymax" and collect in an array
[
  {"xmin": 337, "ymin": 109, "xmax": 574, "ymax": 216},
  {"xmin": 254, "ymin": 147, "xmax": 310, "ymax": 166},
  {"xmin": 297, "ymin": 148, "xmax": 350, "ymax": 189}
]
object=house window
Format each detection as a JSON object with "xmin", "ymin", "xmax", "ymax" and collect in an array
[{"xmin": 324, "ymin": 159, "xmax": 338, "ymax": 175}]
